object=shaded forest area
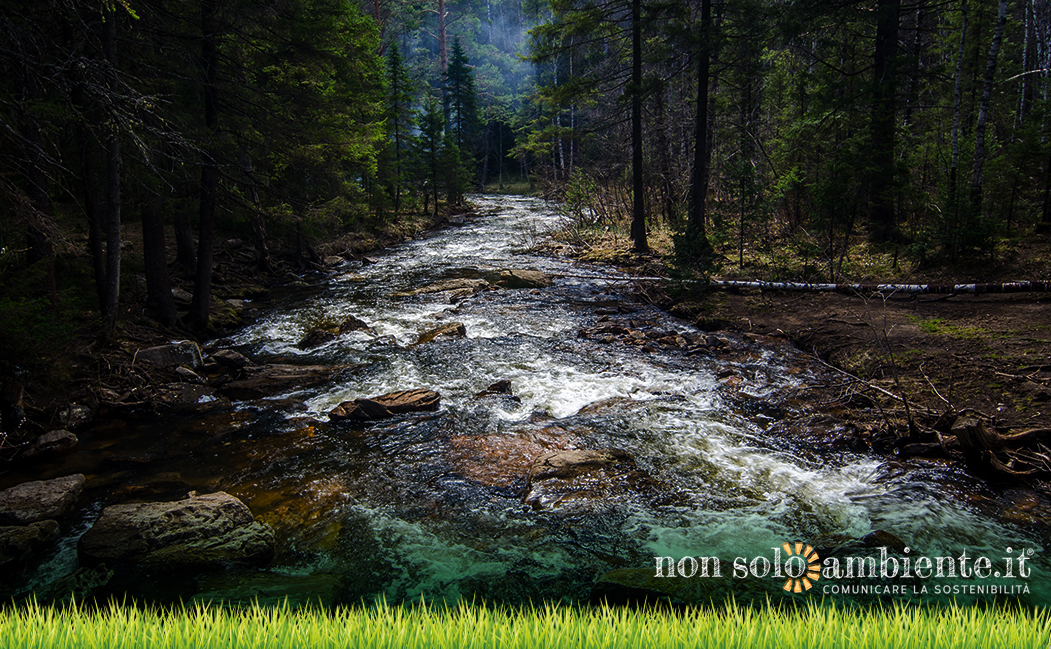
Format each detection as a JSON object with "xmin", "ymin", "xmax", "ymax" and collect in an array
[
  {"xmin": 0, "ymin": 0, "xmax": 539, "ymax": 431},
  {"xmin": 528, "ymin": 0, "xmax": 1051, "ymax": 274}
]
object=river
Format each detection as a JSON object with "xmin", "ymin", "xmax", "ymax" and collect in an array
[{"xmin": 6, "ymin": 194, "xmax": 1047, "ymax": 607}]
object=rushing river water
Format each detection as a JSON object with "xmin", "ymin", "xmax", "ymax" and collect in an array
[{"xmin": 5, "ymin": 195, "xmax": 1048, "ymax": 607}]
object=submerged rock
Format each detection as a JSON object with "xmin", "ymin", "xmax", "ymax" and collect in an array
[
  {"xmin": 0, "ymin": 474, "xmax": 85, "ymax": 525},
  {"xmin": 397, "ymin": 278, "xmax": 489, "ymax": 297},
  {"xmin": 153, "ymin": 384, "xmax": 229, "ymax": 411},
  {"xmin": 329, "ymin": 389, "xmax": 441, "ymax": 422},
  {"xmin": 78, "ymin": 491, "xmax": 275, "ymax": 572},
  {"xmin": 522, "ymin": 449, "xmax": 656, "ymax": 510},
  {"xmin": 448, "ymin": 427, "xmax": 580, "ymax": 488},
  {"xmin": 415, "ymin": 322, "xmax": 467, "ymax": 345}
]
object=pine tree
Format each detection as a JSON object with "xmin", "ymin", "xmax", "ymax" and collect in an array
[
  {"xmin": 444, "ymin": 38, "xmax": 480, "ymax": 159},
  {"xmin": 387, "ymin": 43, "xmax": 416, "ymax": 214},
  {"xmin": 419, "ymin": 96, "xmax": 445, "ymax": 217}
]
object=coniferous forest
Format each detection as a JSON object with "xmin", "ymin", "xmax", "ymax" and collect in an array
[{"xmin": 2, "ymin": 0, "xmax": 1049, "ymax": 342}]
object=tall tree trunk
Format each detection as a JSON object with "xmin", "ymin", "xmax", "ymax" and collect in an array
[
  {"xmin": 629, "ymin": 0, "xmax": 648, "ymax": 253},
  {"xmin": 686, "ymin": 0, "xmax": 713, "ymax": 257},
  {"xmin": 192, "ymin": 0, "xmax": 219, "ymax": 331},
  {"xmin": 438, "ymin": 0, "xmax": 449, "ymax": 123},
  {"xmin": 102, "ymin": 7, "xmax": 122, "ymax": 339},
  {"xmin": 867, "ymin": 0, "xmax": 900, "ymax": 243},
  {"xmin": 654, "ymin": 86, "xmax": 674, "ymax": 224},
  {"xmin": 948, "ymin": 0, "xmax": 968, "ymax": 257},
  {"xmin": 141, "ymin": 201, "xmax": 177, "ymax": 327},
  {"xmin": 20, "ymin": 61, "xmax": 57, "ymax": 307},
  {"xmin": 77, "ymin": 123, "xmax": 107, "ymax": 312},
  {"xmin": 173, "ymin": 209, "xmax": 196, "ymax": 270},
  {"xmin": 968, "ymin": 0, "xmax": 1008, "ymax": 216}
]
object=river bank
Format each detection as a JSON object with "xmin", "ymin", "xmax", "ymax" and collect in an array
[{"xmin": 547, "ymin": 233, "xmax": 1051, "ymax": 532}]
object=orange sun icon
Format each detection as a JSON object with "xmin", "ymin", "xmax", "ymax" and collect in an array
[{"xmin": 782, "ymin": 541, "xmax": 821, "ymax": 593}]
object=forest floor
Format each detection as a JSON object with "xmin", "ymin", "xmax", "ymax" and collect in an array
[
  {"xmin": 549, "ymin": 224, "xmax": 1051, "ymax": 502},
  {"xmin": 0, "ymin": 202, "xmax": 466, "ymax": 444}
]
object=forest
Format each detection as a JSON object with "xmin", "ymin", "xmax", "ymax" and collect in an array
[{"xmin": 2, "ymin": 0, "xmax": 1049, "ymax": 340}]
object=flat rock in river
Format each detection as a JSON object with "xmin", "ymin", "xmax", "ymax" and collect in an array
[
  {"xmin": 78, "ymin": 491, "xmax": 274, "ymax": 571},
  {"xmin": 0, "ymin": 474, "xmax": 85, "ymax": 525},
  {"xmin": 329, "ymin": 389, "xmax": 440, "ymax": 422},
  {"xmin": 495, "ymin": 269, "xmax": 552, "ymax": 289}
]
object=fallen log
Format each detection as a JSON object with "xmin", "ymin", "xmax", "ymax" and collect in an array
[{"xmin": 509, "ymin": 267, "xmax": 1051, "ymax": 296}]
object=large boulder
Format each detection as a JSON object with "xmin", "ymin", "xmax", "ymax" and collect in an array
[
  {"xmin": 329, "ymin": 389, "xmax": 441, "ymax": 422},
  {"xmin": 0, "ymin": 474, "xmax": 85, "ymax": 525},
  {"xmin": 414, "ymin": 322, "xmax": 467, "ymax": 345},
  {"xmin": 0, "ymin": 520, "xmax": 61, "ymax": 570},
  {"xmin": 135, "ymin": 341, "xmax": 204, "ymax": 369},
  {"xmin": 78, "ymin": 491, "xmax": 274, "ymax": 572},
  {"xmin": 496, "ymin": 269, "xmax": 552, "ymax": 289}
]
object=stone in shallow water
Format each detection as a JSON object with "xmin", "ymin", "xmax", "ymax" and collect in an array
[
  {"xmin": 78, "ymin": 491, "xmax": 275, "ymax": 572},
  {"xmin": 329, "ymin": 389, "xmax": 441, "ymax": 422},
  {"xmin": 0, "ymin": 474, "xmax": 85, "ymax": 525},
  {"xmin": 220, "ymin": 364, "xmax": 354, "ymax": 400},
  {"xmin": 414, "ymin": 322, "xmax": 467, "ymax": 345},
  {"xmin": 448, "ymin": 427, "xmax": 580, "ymax": 488},
  {"xmin": 297, "ymin": 328, "xmax": 337, "ymax": 350}
]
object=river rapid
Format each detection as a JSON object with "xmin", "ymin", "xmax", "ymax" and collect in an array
[{"xmin": 6, "ymin": 195, "xmax": 1048, "ymax": 607}]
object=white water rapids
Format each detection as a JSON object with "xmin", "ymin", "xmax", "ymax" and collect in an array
[{"xmin": 219, "ymin": 195, "xmax": 1046, "ymax": 606}]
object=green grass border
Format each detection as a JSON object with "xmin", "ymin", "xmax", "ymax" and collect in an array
[{"xmin": 0, "ymin": 598, "xmax": 1048, "ymax": 648}]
